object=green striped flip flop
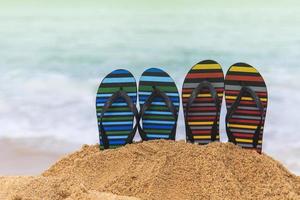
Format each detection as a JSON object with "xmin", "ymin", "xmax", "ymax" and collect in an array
[
  {"xmin": 225, "ymin": 63, "xmax": 268, "ymax": 153},
  {"xmin": 182, "ymin": 60, "xmax": 224, "ymax": 144},
  {"xmin": 138, "ymin": 68, "xmax": 179, "ymax": 141},
  {"xmin": 96, "ymin": 69, "xmax": 139, "ymax": 150}
]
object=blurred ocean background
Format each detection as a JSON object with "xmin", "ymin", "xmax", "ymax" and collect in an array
[{"xmin": 0, "ymin": 0, "xmax": 299, "ymax": 174}]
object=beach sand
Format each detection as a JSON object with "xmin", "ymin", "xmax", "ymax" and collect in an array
[{"xmin": 1, "ymin": 140, "xmax": 300, "ymax": 200}]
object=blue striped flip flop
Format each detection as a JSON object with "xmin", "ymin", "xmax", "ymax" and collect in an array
[
  {"xmin": 96, "ymin": 69, "xmax": 139, "ymax": 150},
  {"xmin": 138, "ymin": 68, "xmax": 180, "ymax": 140}
]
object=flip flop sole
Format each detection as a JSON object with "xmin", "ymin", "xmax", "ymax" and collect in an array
[
  {"xmin": 96, "ymin": 69, "xmax": 137, "ymax": 149},
  {"xmin": 182, "ymin": 60, "xmax": 224, "ymax": 144},
  {"xmin": 225, "ymin": 63, "xmax": 268, "ymax": 152},
  {"xmin": 139, "ymin": 68, "xmax": 179, "ymax": 140}
]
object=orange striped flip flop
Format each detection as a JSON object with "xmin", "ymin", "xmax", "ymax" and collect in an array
[
  {"xmin": 224, "ymin": 63, "xmax": 268, "ymax": 153},
  {"xmin": 182, "ymin": 60, "xmax": 224, "ymax": 144}
]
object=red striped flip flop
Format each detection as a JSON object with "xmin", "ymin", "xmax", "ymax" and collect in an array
[
  {"xmin": 224, "ymin": 63, "xmax": 268, "ymax": 153},
  {"xmin": 182, "ymin": 60, "xmax": 224, "ymax": 144}
]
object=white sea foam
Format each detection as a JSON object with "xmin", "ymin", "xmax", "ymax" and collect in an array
[{"xmin": 0, "ymin": 71, "xmax": 98, "ymax": 144}]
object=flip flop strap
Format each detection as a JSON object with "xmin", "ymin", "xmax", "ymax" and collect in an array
[
  {"xmin": 138, "ymin": 87, "xmax": 178, "ymax": 141},
  {"xmin": 185, "ymin": 81, "xmax": 220, "ymax": 143},
  {"xmin": 99, "ymin": 90, "xmax": 139, "ymax": 149},
  {"xmin": 225, "ymin": 86, "xmax": 264, "ymax": 148}
]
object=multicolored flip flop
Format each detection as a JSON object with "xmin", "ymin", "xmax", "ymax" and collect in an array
[
  {"xmin": 96, "ymin": 69, "xmax": 139, "ymax": 150},
  {"xmin": 224, "ymin": 63, "xmax": 268, "ymax": 153},
  {"xmin": 138, "ymin": 68, "xmax": 179, "ymax": 140},
  {"xmin": 182, "ymin": 60, "xmax": 224, "ymax": 144}
]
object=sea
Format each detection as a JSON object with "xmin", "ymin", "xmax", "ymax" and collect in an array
[{"xmin": 0, "ymin": 0, "xmax": 299, "ymax": 174}]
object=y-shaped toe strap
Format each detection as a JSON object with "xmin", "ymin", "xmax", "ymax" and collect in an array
[
  {"xmin": 225, "ymin": 86, "xmax": 264, "ymax": 148},
  {"xmin": 138, "ymin": 87, "xmax": 178, "ymax": 141},
  {"xmin": 185, "ymin": 81, "xmax": 220, "ymax": 143},
  {"xmin": 99, "ymin": 90, "xmax": 139, "ymax": 149}
]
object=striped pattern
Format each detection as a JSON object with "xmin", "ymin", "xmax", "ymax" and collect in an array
[
  {"xmin": 225, "ymin": 63, "xmax": 268, "ymax": 153},
  {"xmin": 139, "ymin": 68, "xmax": 179, "ymax": 140},
  {"xmin": 182, "ymin": 60, "xmax": 224, "ymax": 144},
  {"xmin": 96, "ymin": 69, "xmax": 137, "ymax": 150}
]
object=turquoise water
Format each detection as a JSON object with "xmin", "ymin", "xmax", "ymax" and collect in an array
[{"xmin": 0, "ymin": 0, "xmax": 300, "ymax": 174}]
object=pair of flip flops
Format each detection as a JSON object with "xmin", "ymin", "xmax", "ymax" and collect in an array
[
  {"xmin": 183, "ymin": 60, "xmax": 268, "ymax": 153},
  {"xmin": 96, "ymin": 61, "xmax": 268, "ymax": 153},
  {"xmin": 96, "ymin": 68, "xmax": 179, "ymax": 150}
]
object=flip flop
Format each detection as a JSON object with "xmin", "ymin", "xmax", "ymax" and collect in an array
[
  {"xmin": 96, "ymin": 69, "xmax": 139, "ymax": 150},
  {"xmin": 138, "ymin": 68, "xmax": 179, "ymax": 141},
  {"xmin": 224, "ymin": 63, "xmax": 268, "ymax": 153},
  {"xmin": 182, "ymin": 60, "xmax": 224, "ymax": 144}
]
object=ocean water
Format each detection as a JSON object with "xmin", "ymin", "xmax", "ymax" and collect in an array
[{"xmin": 0, "ymin": 0, "xmax": 300, "ymax": 174}]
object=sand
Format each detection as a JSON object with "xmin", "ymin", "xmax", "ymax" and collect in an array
[{"xmin": 1, "ymin": 140, "xmax": 300, "ymax": 200}]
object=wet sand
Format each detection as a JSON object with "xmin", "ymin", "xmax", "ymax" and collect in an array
[{"xmin": 0, "ymin": 138, "xmax": 77, "ymax": 175}]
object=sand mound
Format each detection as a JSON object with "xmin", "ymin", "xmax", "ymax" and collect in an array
[{"xmin": 3, "ymin": 140, "xmax": 300, "ymax": 200}]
